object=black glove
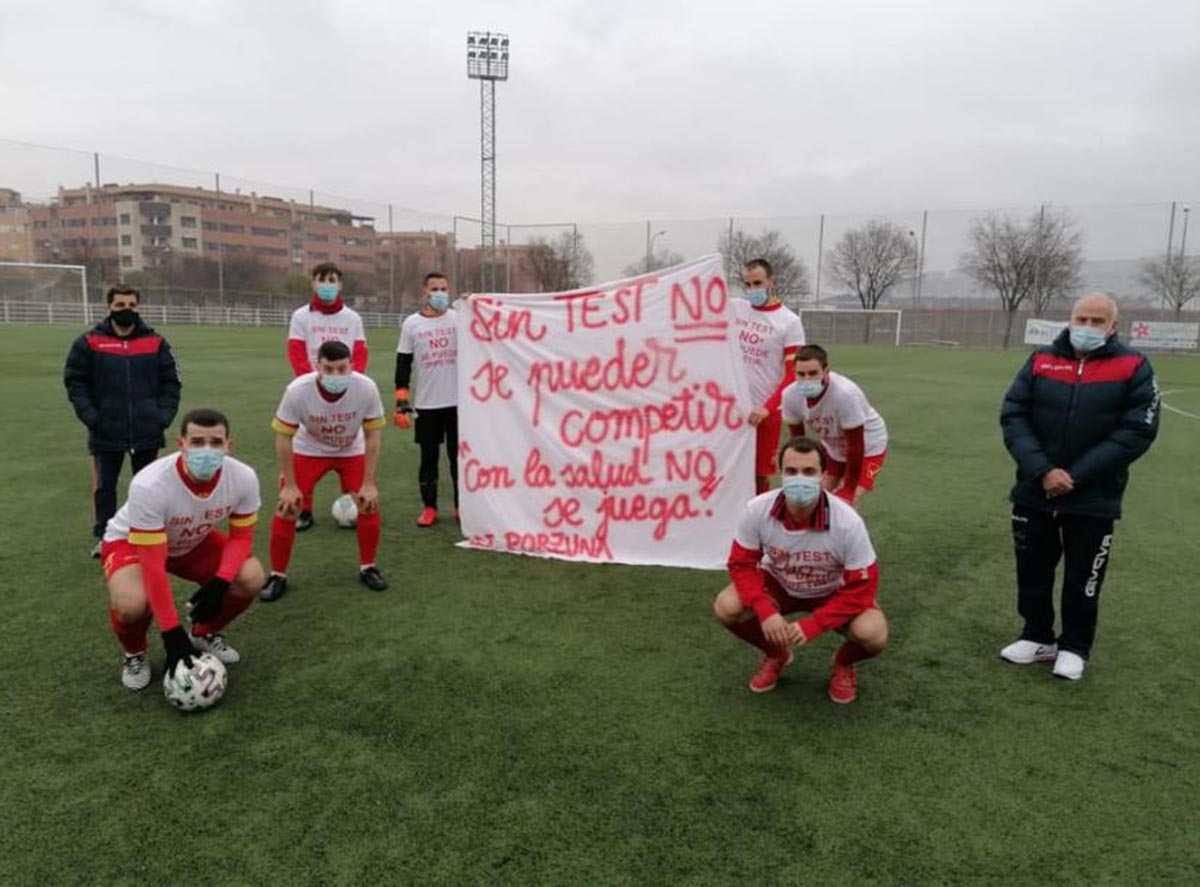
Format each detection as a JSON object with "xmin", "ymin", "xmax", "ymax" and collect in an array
[
  {"xmin": 162, "ymin": 626, "xmax": 198, "ymax": 675},
  {"xmin": 188, "ymin": 577, "xmax": 230, "ymax": 623}
]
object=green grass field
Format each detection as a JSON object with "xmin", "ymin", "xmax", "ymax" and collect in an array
[{"xmin": 2, "ymin": 325, "xmax": 1198, "ymax": 887}]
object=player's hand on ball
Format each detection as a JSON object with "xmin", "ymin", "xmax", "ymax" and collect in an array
[
  {"xmin": 188, "ymin": 578, "xmax": 230, "ymax": 623},
  {"xmin": 356, "ymin": 482, "xmax": 380, "ymax": 514},
  {"xmin": 277, "ymin": 484, "xmax": 303, "ymax": 517},
  {"xmin": 748, "ymin": 407, "xmax": 769, "ymax": 427},
  {"xmin": 162, "ymin": 626, "xmax": 198, "ymax": 674},
  {"xmin": 761, "ymin": 613, "xmax": 796, "ymax": 648}
]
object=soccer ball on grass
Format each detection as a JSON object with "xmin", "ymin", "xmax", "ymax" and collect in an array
[
  {"xmin": 331, "ymin": 493, "xmax": 358, "ymax": 528},
  {"xmin": 163, "ymin": 652, "xmax": 227, "ymax": 712}
]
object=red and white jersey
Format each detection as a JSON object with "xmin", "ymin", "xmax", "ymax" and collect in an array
[
  {"xmin": 104, "ymin": 453, "xmax": 261, "ymax": 557},
  {"xmin": 397, "ymin": 309, "xmax": 458, "ymax": 409},
  {"xmin": 734, "ymin": 490, "xmax": 876, "ymax": 599},
  {"xmin": 781, "ymin": 371, "xmax": 888, "ymax": 460},
  {"xmin": 272, "ymin": 372, "xmax": 386, "ymax": 457},
  {"xmin": 731, "ymin": 301, "xmax": 806, "ymax": 407},
  {"xmin": 288, "ymin": 305, "xmax": 365, "ymax": 372}
]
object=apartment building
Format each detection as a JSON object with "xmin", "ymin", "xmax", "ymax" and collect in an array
[{"xmin": 0, "ymin": 189, "xmax": 34, "ymax": 263}]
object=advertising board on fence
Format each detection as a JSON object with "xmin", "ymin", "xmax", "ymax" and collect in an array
[
  {"xmin": 1129, "ymin": 320, "xmax": 1199, "ymax": 351},
  {"xmin": 456, "ymin": 255, "xmax": 754, "ymax": 569},
  {"xmin": 1024, "ymin": 318, "xmax": 1065, "ymax": 346}
]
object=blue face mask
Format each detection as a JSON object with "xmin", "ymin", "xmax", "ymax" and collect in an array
[
  {"xmin": 1069, "ymin": 325, "xmax": 1108, "ymax": 354},
  {"xmin": 321, "ymin": 373, "xmax": 351, "ymax": 394},
  {"xmin": 315, "ymin": 282, "xmax": 340, "ymax": 303},
  {"xmin": 184, "ymin": 447, "xmax": 224, "ymax": 481},
  {"xmin": 746, "ymin": 288, "xmax": 769, "ymax": 308},
  {"xmin": 429, "ymin": 291, "xmax": 450, "ymax": 312},
  {"xmin": 797, "ymin": 379, "xmax": 824, "ymax": 398},
  {"xmin": 781, "ymin": 474, "xmax": 823, "ymax": 507}
]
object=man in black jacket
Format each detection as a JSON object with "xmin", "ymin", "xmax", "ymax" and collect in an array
[
  {"xmin": 64, "ymin": 286, "xmax": 182, "ymax": 556},
  {"xmin": 999, "ymin": 293, "xmax": 1159, "ymax": 681}
]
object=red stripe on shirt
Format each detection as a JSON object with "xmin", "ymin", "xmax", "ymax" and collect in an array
[{"xmin": 86, "ymin": 334, "xmax": 162, "ymax": 356}]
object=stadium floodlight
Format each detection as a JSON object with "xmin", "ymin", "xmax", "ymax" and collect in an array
[{"xmin": 467, "ymin": 30, "xmax": 510, "ymax": 291}]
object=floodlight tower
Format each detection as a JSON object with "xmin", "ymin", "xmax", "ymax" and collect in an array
[{"xmin": 466, "ymin": 30, "xmax": 510, "ymax": 292}]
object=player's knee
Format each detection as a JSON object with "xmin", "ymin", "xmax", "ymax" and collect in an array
[
  {"xmin": 849, "ymin": 609, "xmax": 888, "ymax": 653},
  {"xmin": 232, "ymin": 557, "xmax": 266, "ymax": 596},
  {"xmin": 110, "ymin": 596, "xmax": 148, "ymax": 624},
  {"xmin": 712, "ymin": 586, "xmax": 744, "ymax": 625}
]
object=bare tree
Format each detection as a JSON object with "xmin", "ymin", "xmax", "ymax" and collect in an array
[
  {"xmin": 523, "ymin": 231, "xmax": 594, "ymax": 291},
  {"xmin": 825, "ymin": 219, "xmax": 916, "ymax": 310},
  {"xmin": 1140, "ymin": 254, "xmax": 1200, "ymax": 317},
  {"xmin": 717, "ymin": 227, "xmax": 811, "ymax": 308},
  {"xmin": 622, "ymin": 248, "xmax": 685, "ymax": 277},
  {"xmin": 959, "ymin": 209, "xmax": 1083, "ymax": 348}
]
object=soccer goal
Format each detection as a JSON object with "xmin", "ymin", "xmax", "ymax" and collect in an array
[
  {"xmin": 0, "ymin": 261, "xmax": 91, "ymax": 325},
  {"xmin": 798, "ymin": 308, "xmax": 903, "ymax": 347}
]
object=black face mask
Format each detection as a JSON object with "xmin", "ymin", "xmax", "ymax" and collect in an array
[{"xmin": 110, "ymin": 308, "xmax": 137, "ymax": 327}]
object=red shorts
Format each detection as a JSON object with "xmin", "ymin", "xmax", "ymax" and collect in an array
[
  {"xmin": 755, "ymin": 412, "xmax": 783, "ymax": 477},
  {"xmin": 101, "ymin": 530, "xmax": 230, "ymax": 583},
  {"xmin": 825, "ymin": 450, "xmax": 887, "ymax": 491},
  {"xmin": 288, "ymin": 453, "xmax": 366, "ymax": 499},
  {"xmin": 761, "ymin": 572, "xmax": 836, "ymax": 615}
]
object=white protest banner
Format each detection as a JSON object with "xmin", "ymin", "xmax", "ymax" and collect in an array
[
  {"xmin": 1024, "ymin": 318, "xmax": 1065, "ymax": 346},
  {"xmin": 456, "ymin": 254, "xmax": 755, "ymax": 569},
  {"xmin": 1129, "ymin": 320, "xmax": 1199, "ymax": 350}
]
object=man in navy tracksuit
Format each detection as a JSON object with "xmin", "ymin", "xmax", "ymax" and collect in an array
[
  {"xmin": 999, "ymin": 293, "xmax": 1159, "ymax": 681},
  {"xmin": 64, "ymin": 286, "xmax": 182, "ymax": 557}
]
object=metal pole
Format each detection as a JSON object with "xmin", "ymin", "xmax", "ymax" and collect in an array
[
  {"xmin": 1032, "ymin": 204, "xmax": 1045, "ymax": 314},
  {"xmin": 1163, "ymin": 201, "xmax": 1177, "ymax": 311},
  {"xmin": 814, "ymin": 214, "xmax": 824, "ymax": 306},
  {"xmin": 1181, "ymin": 207, "xmax": 1190, "ymax": 258},
  {"xmin": 93, "ymin": 153, "xmax": 101, "ymax": 190},
  {"xmin": 215, "ymin": 172, "xmax": 221, "ymax": 192},
  {"xmin": 908, "ymin": 231, "xmax": 920, "ymax": 306},
  {"xmin": 81, "ymin": 264, "xmax": 90, "ymax": 324},
  {"xmin": 916, "ymin": 209, "xmax": 927, "ymax": 306}
]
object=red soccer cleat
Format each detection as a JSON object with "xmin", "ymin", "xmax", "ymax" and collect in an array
[
  {"xmin": 416, "ymin": 507, "xmax": 438, "ymax": 527},
  {"xmin": 828, "ymin": 660, "xmax": 858, "ymax": 704},
  {"xmin": 748, "ymin": 648, "xmax": 794, "ymax": 693}
]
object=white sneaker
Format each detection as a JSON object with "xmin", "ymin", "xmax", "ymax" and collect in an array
[
  {"xmin": 191, "ymin": 633, "xmax": 240, "ymax": 665},
  {"xmin": 999, "ymin": 639, "xmax": 1058, "ymax": 664},
  {"xmin": 121, "ymin": 652, "xmax": 151, "ymax": 691},
  {"xmin": 1052, "ymin": 650, "xmax": 1086, "ymax": 681}
]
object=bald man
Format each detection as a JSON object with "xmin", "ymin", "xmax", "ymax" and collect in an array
[{"xmin": 999, "ymin": 294, "xmax": 1159, "ymax": 681}]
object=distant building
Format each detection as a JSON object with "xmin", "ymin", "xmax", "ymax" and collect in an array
[{"xmin": 0, "ymin": 188, "xmax": 33, "ymax": 263}]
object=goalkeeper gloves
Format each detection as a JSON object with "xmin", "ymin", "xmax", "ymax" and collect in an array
[
  {"xmin": 162, "ymin": 626, "xmax": 199, "ymax": 675},
  {"xmin": 394, "ymin": 388, "xmax": 414, "ymax": 429},
  {"xmin": 187, "ymin": 577, "xmax": 230, "ymax": 623}
]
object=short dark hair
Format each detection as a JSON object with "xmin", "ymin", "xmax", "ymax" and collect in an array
[
  {"xmin": 744, "ymin": 258, "xmax": 773, "ymax": 278},
  {"xmin": 180, "ymin": 408, "xmax": 230, "ymax": 437},
  {"xmin": 423, "ymin": 271, "xmax": 448, "ymax": 286},
  {"xmin": 106, "ymin": 285, "xmax": 140, "ymax": 305},
  {"xmin": 796, "ymin": 344, "xmax": 829, "ymax": 367},
  {"xmin": 311, "ymin": 262, "xmax": 342, "ymax": 282},
  {"xmin": 778, "ymin": 435, "xmax": 827, "ymax": 471},
  {"xmin": 317, "ymin": 340, "xmax": 352, "ymax": 363}
]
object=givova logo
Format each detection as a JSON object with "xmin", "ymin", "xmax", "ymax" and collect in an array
[{"xmin": 1085, "ymin": 534, "xmax": 1113, "ymax": 598}]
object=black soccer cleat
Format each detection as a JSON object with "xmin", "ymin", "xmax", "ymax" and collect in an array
[
  {"xmin": 359, "ymin": 566, "xmax": 388, "ymax": 592},
  {"xmin": 295, "ymin": 510, "xmax": 314, "ymax": 532},
  {"xmin": 259, "ymin": 573, "xmax": 289, "ymax": 603}
]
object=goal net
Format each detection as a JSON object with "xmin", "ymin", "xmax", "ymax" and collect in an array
[
  {"xmin": 798, "ymin": 308, "xmax": 903, "ymax": 347},
  {"xmin": 0, "ymin": 261, "xmax": 91, "ymax": 325}
]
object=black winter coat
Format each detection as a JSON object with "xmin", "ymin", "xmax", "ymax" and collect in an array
[
  {"xmin": 1000, "ymin": 328, "xmax": 1159, "ymax": 518},
  {"xmin": 63, "ymin": 315, "xmax": 182, "ymax": 453}
]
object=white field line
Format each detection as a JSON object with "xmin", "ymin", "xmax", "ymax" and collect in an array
[{"xmin": 1159, "ymin": 390, "xmax": 1200, "ymax": 420}]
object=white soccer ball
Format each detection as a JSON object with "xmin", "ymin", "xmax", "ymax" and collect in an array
[
  {"xmin": 331, "ymin": 493, "xmax": 358, "ymax": 528},
  {"xmin": 163, "ymin": 652, "xmax": 227, "ymax": 712}
]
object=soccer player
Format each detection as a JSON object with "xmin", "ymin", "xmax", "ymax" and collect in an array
[
  {"xmin": 781, "ymin": 344, "xmax": 889, "ymax": 506},
  {"xmin": 395, "ymin": 271, "xmax": 459, "ymax": 527},
  {"xmin": 261, "ymin": 340, "xmax": 388, "ymax": 601},
  {"xmin": 286, "ymin": 263, "xmax": 369, "ymax": 531},
  {"xmin": 733, "ymin": 258, "xmax": 806, "ymax": 494},
  {"xmin": 64, "ymin": 284, "xmax": 182, "ymax": 557},
  {"xmin": 100, "ymin": 408, "xmax": 263, "ymax": 692},
  {"xmin": 712, "ymin": 436, "xmax": 888, "ymax": 704}
]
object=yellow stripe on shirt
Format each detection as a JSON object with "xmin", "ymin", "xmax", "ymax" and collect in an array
[
  {"xmin": 363, "ymin": 416, "xmax": 387, "ymax": 431},
  {"xmin": 129, "ymin": 529, "xmax": 168, "ymax": 546},
  {"xmin": 229, "ymin": 513, "xmax": 258, "ymax": 528},
  {"xmin": 271, "ymin": 417, "xmax": 299, "ymax": 436}
]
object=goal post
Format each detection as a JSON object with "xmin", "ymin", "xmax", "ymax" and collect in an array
[
  {"xmin": 0, "ymin": 261, "xmax": 90, "ymax": 324},
  {"xmin": 797, "ymin": 308, "xmax": 903, "ymax": 347}
]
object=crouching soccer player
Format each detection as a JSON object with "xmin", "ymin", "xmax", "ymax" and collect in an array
[
  {"xmin": 101, "ymin": 408, "xmax": 264, "ymax": 691},
  {"xmin": 260, "ymin": 340, "xmax": 388, "ymax": 601},
  {"xmin": 712, "ymin": 436, "xmax": 888, "ymax": 703}
]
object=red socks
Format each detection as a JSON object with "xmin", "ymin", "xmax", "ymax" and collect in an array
[
  {"xmin": 269, "ymin": 514, "xmax": 297, "ymax": 574},
  {"xmin": 835, "ymin": 641, "xmax": 877, "ymax": 667},
  {"xmin": 356, "ymin": 510, "xmax": 381, "ymax": 566},
  {"xmin": 192, "ymin": 592, "xmax": 254, "ymax": 637},
  {"xmin": 726, "ymin": 618, "xmax": 779, "ymax": 656},
  {"xmin": 108, "ymin": 608, "xmax": 151, "ymax": 656}
]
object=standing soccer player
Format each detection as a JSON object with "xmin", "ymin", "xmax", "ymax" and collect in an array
[
  {"xmin": 712, "ymin": 436, "xmax": 888, "ymax": 704},
  {"xmin": 286, "ymin": 262, "xmax": 369, "ymax": 530},
  {"xmin": 395, "ymin": 272, "xmax": 459, "ymax": 527},
  {"xmin": 101, "ymin": 408, "xmax": 264, "ymax": 691},
  {"xmin": 733, "ymin": 258, "xmax": 806, "ymax": 494},
  {"xmin": 781, "ymin": 344, "xmax": 889, "ymax": 506},
  {"xmin": 261, "ymin": 340, "xmax": 388, "ymax": 601}
]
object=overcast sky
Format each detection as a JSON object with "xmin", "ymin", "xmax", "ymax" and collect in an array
[{"xmin": 3, "ymin": 0, "xmax": 1199, "ymax": 271}]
